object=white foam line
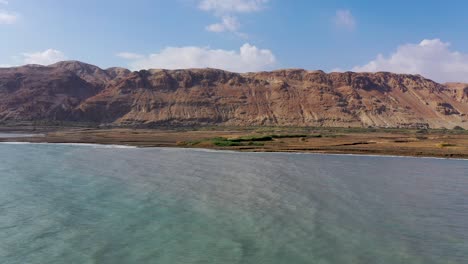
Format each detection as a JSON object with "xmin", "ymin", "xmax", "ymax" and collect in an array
[
  {"xmin": 0, "ymin": 142, "xmax": 466, "ymax": 161},
  {"xmin": 169, "ymin": 147, "xmax": 468, "ymax": 161},
  {"xmin": 296, "ymin": 151, "xmax": 465, "ymax": 161}
]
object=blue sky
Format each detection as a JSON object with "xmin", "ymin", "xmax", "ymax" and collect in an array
[{"xmin": 1, "ymin": 0, "xmax": 468, "ymax": 82}]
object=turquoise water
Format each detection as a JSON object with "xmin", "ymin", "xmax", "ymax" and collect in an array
[{"xmin": 0, "ymin": 143, "xmax": 467, "ymax": 264}]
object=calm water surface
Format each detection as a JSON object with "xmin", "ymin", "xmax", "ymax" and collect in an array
[
  {"xmin": 0, "ymin": 143, "xmax": 467, "ymax": 264},
  {"xmin": 0, "ymin": 133, "xmax": 43, "ymax": 138}
]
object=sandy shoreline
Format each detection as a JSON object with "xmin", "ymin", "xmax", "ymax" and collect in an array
[
  {"xmin": 2, "ymin": 141, "xmax": 467, "ymax": 161},
  {"xmin": 0, "ymin": 126, "xmax": 467, "ymax": 159}
]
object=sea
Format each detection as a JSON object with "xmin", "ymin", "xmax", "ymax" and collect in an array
[{"xmin": 0, "ymin": 143, "xmax": 467, "ymax": 263}]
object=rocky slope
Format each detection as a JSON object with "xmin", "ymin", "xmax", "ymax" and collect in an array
[{"xmin": 0, "ymin": 61, "xmax": 466, "ymax": 129}]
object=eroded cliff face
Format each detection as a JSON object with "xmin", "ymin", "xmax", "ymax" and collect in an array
[{"xmin": 0, "ymin": 61, "xmax": 466, "ymax": 129}]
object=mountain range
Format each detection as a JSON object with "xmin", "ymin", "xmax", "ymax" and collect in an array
[{"xmin": 0, "ymin": 61, "xmax": 466, "ymax": 129}]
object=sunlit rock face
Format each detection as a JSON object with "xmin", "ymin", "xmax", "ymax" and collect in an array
[{"xmin": 0, "ymin": 61, "xmax": 467, "ymax": 129}]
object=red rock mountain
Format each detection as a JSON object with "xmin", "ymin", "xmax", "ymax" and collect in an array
[{"xmin": 0, "ymin": 61, "xmax": 466, "ymax": 129}]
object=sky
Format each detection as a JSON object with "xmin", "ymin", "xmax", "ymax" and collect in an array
[{"xmin": 1, "ymin": 0, "xmax": 468, "ymax": 82}]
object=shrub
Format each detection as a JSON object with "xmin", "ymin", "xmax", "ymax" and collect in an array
[{"xmin": 212, "ymin": 139, "xmax": 243, "ymax": 147}]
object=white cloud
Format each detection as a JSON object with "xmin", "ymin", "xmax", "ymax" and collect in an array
[
  {"xmin": 116, "ymin": 52, "xmax": 144, "ymax": 60},
  {"xmin": 0, "ymin": 0, "xmax": 8, "ymax": 5},
  {"xmin": 22, "ymin": 49, "xmax": 67, "ymax": 65},
  {"xmin": 198, "ymin": 0, "xmax": 268, "ymax": 35},
  {"xmin": 198, "ymin": 0, "xmax": 268, "ymax": 14},
  {"xmin": 334, "ymin": 9, "xmax": 356, "ymax": 30},
  {"xmin": 352, "ymin": 39, "xmax": 468, "ymax": 83},
  {"xmin": 206, "ymin": 15, "xmax": 240, "ymax": 32},
  {"xmin": 122, "ymin": 43, "xmax": 276, "ymax": 72},
  {"xmin": 0, "ymin": 10, "xmax": 17, "ymax": 24}
]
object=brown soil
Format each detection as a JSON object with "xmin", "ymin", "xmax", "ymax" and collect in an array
[{"xmin": 1, "ymin": 126, "xmax": 467, "ymax": 159}]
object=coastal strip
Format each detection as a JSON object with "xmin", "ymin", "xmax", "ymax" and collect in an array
[{"xmin": 0, "ymin": 126, "xmax": 466, "ymax": 159}]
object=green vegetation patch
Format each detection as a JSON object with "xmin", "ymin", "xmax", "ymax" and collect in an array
[
  {"xmin": 210, "ymin": 135, "xmax": 272, "ymax": 147},
  {"xmin": 182, "ymin": 133, "xmax": 323, "ymax": 148},
  {"xmin": 210, "ymin": 137, "xmax": 242, "ymax": 146},
  {"xmin": 228, "ymin": 135, "xmax": 273, "ymax": 142},
  {"xmin": 227, "ymin": 133, "xmax": 310, "ymax": 142}
]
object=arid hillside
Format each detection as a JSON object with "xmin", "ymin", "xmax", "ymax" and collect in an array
[{"xmin": 0, "ymin": 61, "xmax": 466, "ymax": 129}]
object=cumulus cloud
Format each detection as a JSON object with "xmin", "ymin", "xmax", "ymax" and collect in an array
[
  {"xmin": 0, "ymin": 10, "xmax": 17, "ymax": 24},
  {"xmin": 198, "ymin": 0, "xmax": 268, "ymax": 14},
  {"xmin": 206, "ymin": 15, "xmax": 240, "ymax": 32},
  {"xmin": 334, "ymin": 10, "xmax": 356, "ymax": 30},
  {"xmin": 198, "ymin": 0, "xmax": 268, "ymax": 35},
  {"xmin": 0, "ymin": 1, "xmax": 20, "ymax": 24},
  {"xmin": 22, "ymin": 49, "xmax": 67, "ymax": 65},
  {"xmin": 352, "ymin": 39, "xmax": 468, "ymax": 83},
  {"xmin": 116, "ymin": 52, "xmax": 144, "ymax": 60},
  {"xmin": 121, "ymin": 43, "xmax": 276, "ymax": 72}
]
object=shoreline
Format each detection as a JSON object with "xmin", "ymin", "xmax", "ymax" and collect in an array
[
  {"xmin": 0, "ymin": 126, "xmax": 467, "ymax": 159},
  {"xmin": 0, "ymin": 141, "xmax": 138, "ymax": 149},
  {"xmin": 1, "ymin": 140, "xmax": 467, "ymax": 161}
]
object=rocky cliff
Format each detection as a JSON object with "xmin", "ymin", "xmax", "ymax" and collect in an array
[{"xmin": 0, "ymin": 61, "xmax": 466, "ymax": 129}]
